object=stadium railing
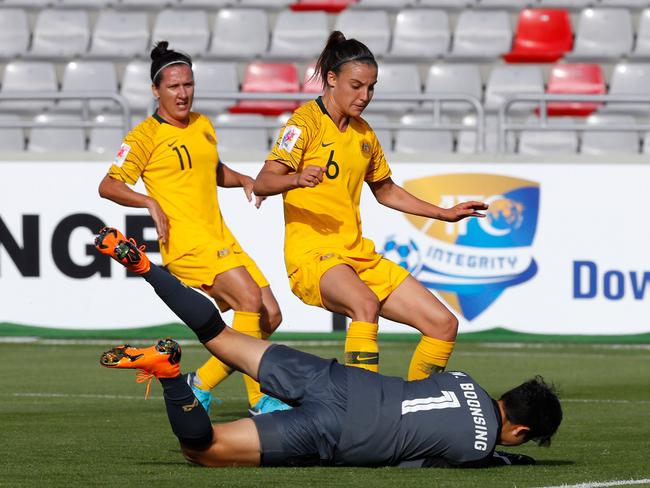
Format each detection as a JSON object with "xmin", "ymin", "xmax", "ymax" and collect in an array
[{"xmin": 497, "ymin": 93, "xmax": 650, "ymax": 153}]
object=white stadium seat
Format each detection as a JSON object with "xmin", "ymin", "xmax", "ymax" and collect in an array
[
  {"xmin": 191, "ymin": 61, "xmax": 239, "ymax": 115},
  {"xmin": 269, "ymin": 11, "xmax": 329, "ymax": 59},
  {"xmin": 355, "ymin": 0, "xmax": 415, "ymax": 8},
  {"xmin": 335, "ymin": 10, "xmax": 391, "ymax": 57},
  {"xmin": 88, "ymin": 114, "xmax": 126, "ymax": 155},
  {"xmin": 368, "ymin": 63, "xmax": 422, "ymax": 113},
  {"xmin": 424, "ymin": 64, "xmax": 483, "ymax": 114},
  {"xmin": 390, "ymin": 9, "xmax": 450, "ymax": 59},
  {"xmin": 450, "ymin": 10, "xmax": 512, "ymax": 59},
  {"xmin": 90, "ymin": 11, "xmax": 150, "ymax": 58},
  {"xmin": 1, "ymin": 61, "xmax": 58, "ymax": 112},
  {"xmin": 569, "ymin": 8, "xmax": 634, "ymax": 60},
  {"xmin": 27, "ymin": 113, "xmax": 86, "ymax": 153},
  {"xmin": 633, "ymin": 9, "xmax": 650, "ymax": 58},
  {"xmin": 605, "ymin": 63, "xmax": 650, "ymax": 114},
  {"xmin": 179, "ymin": 0, "xmax": 230, "ymax": 6},
  {"xmin": 539, "ymin": 0, "xmax": 592, "ymax": 7},
  {"xmin": 213, "ymin": 114, "xmax": 270, "ymax": 152},
  {"xmin": 518, "ymin": 116, "xmax": 579, "ymax": 155},
  {"xmin": 0, "ymin": 114, "xmax": 26, "ymax": 152},
  {"xmin": 4, "ymin": 0, "xmax": 50, "ymax": 6},
  {"xmin": 120, "ymin": 60, "xmax": 153, "ymax": 114},
  {"xmin": 0, "ymin": 9, "xmax": 30, "ymax": 58},
  {"xmin": 479, "ymin": 0, "xmax": 530, "ymax": 7},
  {"xmin": 31, "ymin": 9, "xmax": 90, "ymax": 58},
  {"xmin": 395, "ymin": 114, "xmax": 454, "ymax": 153},
  {"xmin": 239, "ymin": 0, "xmax": 293, "ymax": 6},
  {"xmin": 419, "ymin": 0, "xmax": 478, "ymax": 7},
  {"xmin": 484, "ymin": 65, "xmax": 544, "ymax": 113},
  {"xmin": 59, "ymin": 61, "xmax": 118, "ymax": 113},
  {"xmin": 152, "ymin": 9, "xmax": 209, "ymax": 56},
  {"xmin": 209, "ymin": 9, "xmax": 269, "ymax": 58},
  {"xmin": 581, "ymin": 113, "xmax": 640, "ymax": 155}
]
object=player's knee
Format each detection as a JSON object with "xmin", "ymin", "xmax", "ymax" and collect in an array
[
  {"xmin": 267, "ymin": 307, "xmax": 283, "ymax": 332},
  {"xmin": 351, "ymin": 295, "xmax": 380, "ymax": 322},
  {"xmin": 436, "ymin": 312, "xmax": 458, "ymax": 340}
]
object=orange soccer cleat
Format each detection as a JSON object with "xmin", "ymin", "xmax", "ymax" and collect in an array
[
  {"xmin": 95, "ymin": 226, "xmax": 150, "ymax": 274},
  {"xmin": 100, "ymin": 338, "xmax": 182, "ymax": 398}
]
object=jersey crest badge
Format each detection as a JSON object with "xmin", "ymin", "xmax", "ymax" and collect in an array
[
  {"xmin": 279, "ymin": 125, "xmax": 301, "ymax": 152},
  {"xmin": 204, "ymin": 131, "xmax": 216, "ymax": 145},
  {"xmin": 361, "ymin": 141, "xmax": 371, "ymax": 155},
  {"xmin": 114, "ymin": 143, "xmax": 131, "ymax": 166}
]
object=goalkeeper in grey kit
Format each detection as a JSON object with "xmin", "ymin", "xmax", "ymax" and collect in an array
[{"xmin": 96, "ymin": 227, "xmax": 562, "ymax": 468}]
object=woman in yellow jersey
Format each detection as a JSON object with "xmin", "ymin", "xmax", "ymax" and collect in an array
[
  {"xmin": 254, "ymin": 32, "xmax": 488, "ymax": 380},
  {"xmin": 98, "ymin": 42, "xmax": 289, "ymax": 415}
]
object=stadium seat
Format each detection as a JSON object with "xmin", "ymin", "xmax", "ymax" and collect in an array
[
  {"xmin": 367, "ymin": 63, "xmax": 421, "ymax": 113},
  {"xmin": 418, "ymin": 0, "xmax": 477, "ymax": 6},
  {"xmin": 389, "ymin": 9, "xmax": 450, "ymax": 59},
  {"xmin": 0, "ymin": 114, "xmax": 26, "ymax": 152},
  {"xmin": 601, "ymin": 0, "xmax": 649, "ymax": 5},
  {"xmin": 424, "ymin": 64, "xmax": 483, "ymax": 114},
  {"xmin": 120, "ymin": 0, "xmax": 174, "ymax": 6},
  {"xmin": 543, "ymin": 63, "xmax": 605, "ymax": 116},
  {"xmin": 568, "ymin": 9, "xmax": 634, "ymax": 60},
  {"xmin": 0, "ymin": 9, "xmax": 30, "ymax": 58},
  {"xmin": 213, "ymin": 114, "xmax": 270, "ymax": 152},
  {"xmin": 457, "ymin": 115, "xmax": 516, "ymax": 154},
  {"xmin": 581, "ymin": 113, "xmax": 640, "ymax": 154},
  {"xmin": 603, "ymin": 63, "xmax": 650, "ymax": 114},
  {"xmin": 355, "ymin": 0, "xmax": 414, "ymax": 8},
  {"xmin": 503, "ymin": 9, "xmax": 573, "ymax": 63},
  {"xmin": 1, "ymin": 61, "xmax": 58, "ymax": 112},
  {"xmin": 633, "ymin": 9, "xmax": 650, "ymax": 58},
  {"xmin": 209, "ymin": 9, "xmax": 269, "ymax": 58},
  {"xmin": 179, "ymin": 0, "xmax": 230, "ymax": 6},
  {"xmin": 449, "ymin": 10, "xmax": 512, "ymax": 60},
  {"xmin": 518, "ymin": 116, "xmax": 579, "ymax": 154},
  {"xmin": 269, "ymin": 11, "xmax": 329, "ymax": 59},
  {"xmin": 90, "ymin": 11, "xmax": 149, "ymax": 58},
  {"xmin": 120, "ymin": 60, "xmax": 152, "ymax": 114},
  {"xmin": 334, "ymin": 10, "xmax": 391, "ymax": 56},
  {"xmin": 479, "ymin": 0, "xmax": 532, "ymax": 8},
  {"xmin": 395, "ymin": 114, "xmax": 454, "ymax": 153},
  {"xmin": 302, "ymin": 64, "xmax": 322, "ymax": 93},
  {"xmin": 152, "ymin": 9, "xmax": 209, "ymax": 56},
  {"xmin": 27, "ymin": 113, "xmax": 86, "ymax": 153},
  {"xmin": 191, "ymin": 61, "xmax": 239, "ymax": 115},
  {"xmin": 31, "ymin": 9, "xmax": 90, "ymax": 58},
  {"xmin": 4, "ymin": 0, "xmax": 50, "ymax": 6},
  {"xmin": 290, "ymin": 0, "xmax": 357, "ymax": 13},
  {"xmin": 60, "ymin": 61, "xmax": 119, "ymax": 113},
  {"xmin": 484, "ymin": 65, "xmax": 545, "ymax": 113},
  {"xmin": 538, "ymin": 0, "xmax": 591, "ymax": 7},
  {"xmin": 88, "ymin": 114, "xmax": 125, "ymax": 155},
  {"xmin": 229, "ymin": 62, "xmax": 300, "ymax": 116},
  {"xmin": 59, "ymin": 0, "xmax": 111, "ymax": 7},
  {"xmin": 361, "ymin": 113, "xmax": 392, "ymax": 151},
  {"xmin": 239, "ymin": 0, "xmax": 293, "ymax": 7}
]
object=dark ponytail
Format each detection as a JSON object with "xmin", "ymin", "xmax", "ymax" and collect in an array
[
  {"xmin": 312, "ymin": 31, "xmax": 377, "ymax": 89},
  {"xmin": 150, "ymin": 41, "xmax": 193, "ymax": 87}
]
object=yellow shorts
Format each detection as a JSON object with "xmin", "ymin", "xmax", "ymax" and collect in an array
[
  {"xmin": 288, "ymin": 251, "xmax": 410, "ymax": 308},
  {"xmin": 166, "ymin": 242, "xmax": 269, "ymax": 311}
]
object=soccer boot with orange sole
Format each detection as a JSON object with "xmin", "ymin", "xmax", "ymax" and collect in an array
[
  {"xmin": 100, "ymin": 338, "xmax": 181, "ymax": 397},
  {"xmin": 94, "ymin": 226, "xmax": 150, "ymax": 274}
]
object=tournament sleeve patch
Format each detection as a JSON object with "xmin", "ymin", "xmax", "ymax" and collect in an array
[
  {"xmin": 278, "ymin": 125, "xmax": 302, "ymax": 153},
  {"xmin": 114, "ymin": 143, "xmax": 131, "ymax": 166}
]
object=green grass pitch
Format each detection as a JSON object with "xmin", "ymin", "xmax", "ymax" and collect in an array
[{"xmin": 1, "ymin": 339, "xmax": 649, "ymax": 488}]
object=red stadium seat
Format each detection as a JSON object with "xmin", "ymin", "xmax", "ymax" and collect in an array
[
  {"xmin": 544, "ymin": 63, "xmax": 605, "ymax": 116},
  {"xmin": 503, "ymin": 9, "xmax": 573, "ymax": 63},
  {"xmin": 229, "ymin": 62, "xmax": 300, "ymax": 116},
  {"xmin": 302, "ymin": 64, "xmax": 322, "ymax": 94},
  {"xmin": 290, "ymin": 0, "xmax": 356, "ymax": 13}
]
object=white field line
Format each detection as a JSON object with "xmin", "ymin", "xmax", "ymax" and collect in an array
[
  {"xmin": 537, "ymin": 479, "xmax": 650, "ymax": 488},
  {"xmin": 6, "ymin": 392, "xmax": 649, "ymax": 405}
]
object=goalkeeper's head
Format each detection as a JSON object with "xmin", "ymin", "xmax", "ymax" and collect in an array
[{"xmin": 497, "ymin": 376, "xmax": 563, "ymax": 447}]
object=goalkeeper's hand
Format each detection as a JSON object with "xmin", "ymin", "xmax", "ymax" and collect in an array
[{"xmin": 491, "ymin": 451, "xmax": 536, "ymax": 466}]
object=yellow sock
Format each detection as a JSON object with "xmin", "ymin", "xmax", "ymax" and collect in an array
[
  {"xmin": 195, "ymin": 356, "xmax": 233, "ymax": 391},
  {"xmin": 408, "ymin": 336, "xmax": 455, "ymax": 380},
  {"xmin": 231, "ymin": 311, "xmax": 265, "ymax": 407},
  {"xmin": 344, "ymin": 321, "xmax": 379, "ymax": 372}
]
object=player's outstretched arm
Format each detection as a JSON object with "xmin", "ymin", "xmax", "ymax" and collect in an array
[
  {"xmin": 368, "ymin": 177, "xmax": 488, "ymax": 222},
  {"xmin": 254, "ymin": 160, "xmax": 326, "ymax": 196}
]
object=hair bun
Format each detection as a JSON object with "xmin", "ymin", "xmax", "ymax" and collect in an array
[{"xmin": 150, "ymin": 41, "xmax": 169, "ymax": 60}]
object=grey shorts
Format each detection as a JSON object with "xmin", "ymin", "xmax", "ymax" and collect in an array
[{"xmin": 252, "ymin": 344, "xmax": 348, "ymax": 467}]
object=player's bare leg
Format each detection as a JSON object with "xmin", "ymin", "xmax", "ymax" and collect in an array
[
  {"xmin": 182, "ymin": 420, "xmax": 261, "ymax": 467},
  {"xmin": 380, "ymin": 274, "xmax": 458, "ymax": 379},
  {"xmin": 320, "ymin": 264, "xmax": 381, "ymax": 372}
]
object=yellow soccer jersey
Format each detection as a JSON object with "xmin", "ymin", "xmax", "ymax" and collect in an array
[
  {"xmin": 107, "ymin": 112, "xmax": 236, "ymax": 264},
  {"xmin": 267, "ymin": 97, "xmax": 391, "ymax": 268}
]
